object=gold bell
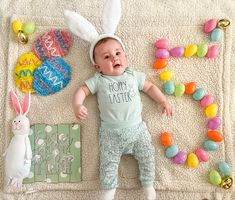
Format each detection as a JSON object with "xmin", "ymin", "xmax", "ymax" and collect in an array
[
  {"xmin": 217, "ymin": 19, "xmax": 231, "ymax": 30},
  {"xmin": 220, "ymin": 176, "xmax": 233, "ymax": 189},
  {"xmin": 17, "ymin": 30, "xmax": 28, "ymax": 44}
]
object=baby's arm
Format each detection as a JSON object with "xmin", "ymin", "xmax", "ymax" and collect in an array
[
  {"xmin": 143, "ymin": 80, "xmax": 172, "ymax": 116},
  {"xmin": 72, "ymin": 85, "xmax": 91, "ymax": 120}
]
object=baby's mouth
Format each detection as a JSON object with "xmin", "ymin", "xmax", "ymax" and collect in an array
[{"xmin": 113, "ymin": 64, "xmax": 121, "ymax": 68}]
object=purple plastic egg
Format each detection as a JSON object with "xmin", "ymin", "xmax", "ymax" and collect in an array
[
  {"xmin": 207, "ymin": 44, "xmax": 219, "ymax": 59},
  {"xmin": 200, "ymin": 95, "xmax": 214, "ymax": 107},
  {"xmin": 170, "ymin": 47, "xmax": 184, "ymax": 57},
  {"xmin": 173, "ymin": 151, "xmax": 187, "ymax": 165},
  {"xmin": 155, "ymin": 49, "xmax": 169, "ymax": 59},
  {"xmin": 207, "ymin": 117, "xmax": 221, "ymax": 129},
  {"xmin": 195, "ymin": 148, "xmax": 209, "ymax": 162},
  {"xmin": 204, "ymin": 19, "xmax": 217, "ymax": 33},
  {"xmin": 155, "ymin": 38, "xmax": 169, "ymax": 49}
]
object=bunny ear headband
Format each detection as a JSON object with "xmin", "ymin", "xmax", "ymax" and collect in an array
[{"xmin": 64, "ymin": 0, "xmax": 125, "ymax": 64}]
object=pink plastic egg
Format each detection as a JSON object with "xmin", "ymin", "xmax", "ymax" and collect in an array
[
  {"xmin": 207, "ymin": 44, "xmax": 219, "ymax": 59},
  {"xmin": 204, "ymin": 19, "xmax": 217, "ymax": 33},
  {"xmin": 155, "ymin": 38, "xmax": 169, "ymax": 49},
  {"xmin": 170, "ymin": 47, "xmax": 184, "ymax": 57},
  {"xmin": 173, "ymin": 151, "xmax": 187, "ymax": 165},
  {"xmin": 155, "ymin": 49, "xmax": 169, "ymax": 59},
  {"xmin": 195, "ymin": 148, "xmax": 209, "ymax": 162},
  {"xmin": 207, "ymin": 117, "xmax": 221, "ymax": 130},
  {"xmin": 200, "ymin": 95, "xmax": 214, "ymax": 107}
]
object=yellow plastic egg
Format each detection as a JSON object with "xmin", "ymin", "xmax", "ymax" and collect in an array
[
  {"xmin": 187, "ymin": 153, "xmax": 199, "ymax": 168},
  {"xmin": 205, "ymin": 103, "xmax": 218, "ymax": 118},
  {"xmin": 12, "ymin": 19, "xmax": 23, "ymax": 33},
  {"xmin": 160, "ymin": 70, "xmax": 174, "ymax": 81},
  {"xmin": 184, "ymin": 44, "xmax": 198, "ymax": 58}
]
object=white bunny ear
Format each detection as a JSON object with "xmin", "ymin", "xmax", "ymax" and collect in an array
[
  {"xmin": 22, "ymin": 91, "xmax": 31, "ymax": 116},
  {"xmin": 10, "ymin": 90, "xmax": 22, "ymax": 115},
  {"xmin": 64, "ymin": 9, "xmax": 99, "ymax": 43},
  {"xmin": 102, "ymin": 0, "xmax": 122, "ymax": 34}
]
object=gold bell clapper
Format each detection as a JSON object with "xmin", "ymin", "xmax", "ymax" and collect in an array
[
  {"xmin": 17, "ymin": 31, "xmax": 29, "ymax": 44},
  {"xmin": 220, "ymin": 176, "xmax": 233, "ymax": 189},
  {"xmin": 217, "ymin": 19, "xmax": 231, "ymax": 30}
]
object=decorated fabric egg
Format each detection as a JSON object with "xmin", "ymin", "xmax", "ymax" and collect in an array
[
  {"xmin": 163, "ymin": 81, "xmax": 175, "ymax": 95},
  {"xmin": 170, "ymin": 47, "xmax": 184, "ymax": 57},
  {"xmin": 32, "ymin": 29, "xmax": 73, "ymax": 60},
  {"xmin": 33, "ymin": 58, "xmax": 71, "ymax": 96},
  {"xmin": 160, "ymin": 70, "xmax": 174, "ymax": 81},
  {"xmin": 211, "ymin": 28, "xmax": 224, "ymax": 42},
  {"xmin": 207, "ymin": 130, "xmax": 223, "ymax": 142},
  {"xmin": 193, "ymin": 88, "xmax": 206, "ymax": 100},
  {"xmin": 174, "ymin": 83, "xmax": 185, "ymax": 97},
  {"xmin": 153, "ymin": 58, "xmax": 168, "ymax": 70},
  {"xmin": 173, "ymin": 151, "xmax": 187, "ymax": 165},
  {"xmin": 161, "ymin": 131, "xmax": 173, "ymax": 147},
  {"xmin": 155, "ymin": 49, "xmax": 169, "ymax": 59},
  {"xmin": 15, "ymin": 52, "xmax": 42, "ymax": 93},
  {"xmin": 195, "ymin": 148, "xmax": 209, "ymax": 162},
  {"xmin": 154, "ymin": 38, "xmax": 169, "ymax": 49},
  {"xmin": 187, "ymin": 153, "xmax": 199, "ymax": 168},
  {"xmin": 203, "ymin": 19, "xmax": 217, "ymax": 33},
  {"xmin": 197, "ymin": 44, "xmax": 208, "ymax": 57},
  {"xmin": 205, "ymin": 103, "xmax": 218, "ymax": 118},
  {"xmin": 165, "ymin": 144, "xmax": 179, "ymax": 158},
  {"xmin": 184, "ymin": 44, "xmax": 197, "ymax": 58},
  {"xmin": 207, "ymin": 44, "xmax": 219, "ymax": 58},
  {"xmin": 204, "ymin": 140, "xmax": 219, "ymax": 151},
  {"xmin": 209, "ymin": 170, "xmax": 222, "ymax": 185},
  {"xmin": 218, "ymin": 161, "xmax": 232, "ymax": 176},
  {"xmin": 207, "ymin": 116, "xmax": 221, "ymax": 130},
  {"xmin": 200, "ymin": 95, "xmax": 214, "ymax": 107},
  {"xmin": 185, "ymin": 82, "xmax": 197, "ymax": 94}
]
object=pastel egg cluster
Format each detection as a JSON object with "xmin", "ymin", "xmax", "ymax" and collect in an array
[
  {"xmin": 209, "ymin": 161, "xmax": 232, "ymax": 189},
  {"xmin": 14, "ymin": 29, "xmax": 73, "ymax": 95}
]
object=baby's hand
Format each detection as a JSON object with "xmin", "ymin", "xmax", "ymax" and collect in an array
[
  {"xmin": 160, "ymin": 101, "xmax": 173, "ymax": 116},
  {"xmin": 74, "ymin": 104, "xmax": 88, "ymax": 120}
]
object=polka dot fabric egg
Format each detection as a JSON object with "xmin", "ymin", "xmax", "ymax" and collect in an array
[
  {"xmin": 33, "ymin": 58, "xmax": 71, "ymax": 96},
  {"xmin": 32, "ymin": 29, "xmax": 73, "ymax": 61}
]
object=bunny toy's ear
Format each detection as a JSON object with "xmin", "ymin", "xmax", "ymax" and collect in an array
[
  {"xmin": 102, "ymin": 0, "xmax": 122, "ymax": 34},
  {"xmin": 64, "ymin": 10, "xmax": 99, "ymax": 43},
  {"xmin": 22, "ymin": 91, "xmax": 31, "ymax": 116},
  {"xmin": 10, "ymin": 90, "xmax": 22, "ymax": 115}
]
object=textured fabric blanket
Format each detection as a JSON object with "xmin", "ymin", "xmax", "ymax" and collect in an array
[{"xmin": 0, "ymin": 0, "xmax": 235, "ymax": 200}]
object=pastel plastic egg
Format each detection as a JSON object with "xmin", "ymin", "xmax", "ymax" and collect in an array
[
  {"xmin": 205, "ymin": 103, "xmax": 218, "ymax": 118},
  {"xmin": 217, "ymin": 19, "xmax": 230, "ymax": 30},
  {"xmin": 207, "ymin": 44, "xmax": 219, "ymax": 58},
  {"xmin": 207, "ymin": 130, "xmax": 223, "ymax": 142},
  {"xmin": 15, "ymin": 52, "xmax": 42, "ymax": 93},
  {"xmin": 207, "ymin": 116, "xmax": 221, "ymax": 129},
  {"xmin": 12, "ymin": 19, "xmax": 23, "ymax": 33},
  {"xmin": 161, "ymin": 131, "xmax": 173, "ymax": 147},
  {"xmin": 211, "ymin": 28, "xmax": 224, "ymax": 42},
  {"xmin": 209, "ymin": 170, "xmax": 222, "ymax": 185},
  {"xmin": 155, "ymin": 38, "xmax": 169, "ymax": 49},
  {"xmin": 173, "ymin": 151, "xmax": 187, "ymax": 165},
  {"xmin": 193, "ymin": 88, "xmax": 206, "ymax": 100},
  {"xmin": 22, "ymin": 21, "xmax": 36, "ymax": 35},
  {"xmin": 200, "ymin": 95, "xmax": 214, "ymax": 107},
  {"xmin": 195, "ymin": 148, "xmax": 209, "ymax": 162},
  {"xmin": 155, "ymin": 49, "xmax": 169, "ymax": 59},
  {"xmin": 165, "ymin": 144, "xmax": 179, "ymax": 158},
  {"xmin": 184, "ymin": 44, "xmax": 197, "ymax": 58},
  {"xmin": 33, "ymin": 58, "xmax": 72, "ymax": 96},
  {"xmin": 174, "ymin": 83, "xmax": 185, "ymax": 97},
  {"xmin": 160, "ymin": 70, "xmax": 174, "ymax": 81},
  {"xmin": 203, "ymin": 19, "xmax": 217, "ymax": 33},
  {"xmin": 32, "ymin": 30, "xmax": 73, "ymax": 60},
  {"xmin": 164, "ymin": 81, "xmax": 175, "ymax": 95},
  {"xmin": 204, "ymin": 140, "xmax": 219, "ymax": 151},
  {"xmin": 218, "ymin": 161, "xmax": 232, "ymax": 176},
  {"xmin": 170, "ymin": 47, "xmax": 184, "ymax": 57},
  {"xmin": 187, "ymin": 153, "xmax": 199, "ymax": 168},
  {"xmin": 197, "ymin": 44, "xmax": 208, "ymax": 57},
  {"xmin": 185, "ymin": 82, "xmax": 197, "ymax": 94},
  {"xmin": 153, "ymin": 59, "xmax": 168, "ymax": 70}
]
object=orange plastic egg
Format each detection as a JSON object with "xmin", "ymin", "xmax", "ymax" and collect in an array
[
  {"xmin": 207, "ymin": 130, "xmax": 223, "ymax": 142},
  {"xmin": 185, "ymin": 82, "xmax": 197, "ymax": 94},
  {"xmin": 161, "ymin": 131, "xmax": 173, "ymax": 147},
  {"xmin": 153, "ymin": 58, "xmax": 168, "ymax": 70}
]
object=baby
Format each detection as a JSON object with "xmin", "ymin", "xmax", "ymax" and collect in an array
[{"xmin": 72, "ymin": 37, "xmax": 172, "ymax": 200}]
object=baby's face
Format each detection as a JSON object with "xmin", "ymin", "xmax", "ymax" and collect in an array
[{"xmin": 93, "ymin": 39, "xmax": 127, "ymax": 76}]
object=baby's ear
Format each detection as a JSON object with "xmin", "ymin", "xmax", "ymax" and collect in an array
[{"xmin": 94, "ymin": 64, "xmax": 101, "ymax": 72}]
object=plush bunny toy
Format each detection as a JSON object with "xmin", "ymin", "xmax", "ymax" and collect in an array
[{"xmin": 3, "ymin": 90, "xmax": 32, "ymax": 187}]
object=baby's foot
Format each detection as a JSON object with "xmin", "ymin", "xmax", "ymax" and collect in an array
[
  {"xmin": 101, "ymin": 188, "xmax": 116, "ymax": 200},
  {"xmin": 143, "ymin": 186, "xmax": 156, "ymax": 200}
]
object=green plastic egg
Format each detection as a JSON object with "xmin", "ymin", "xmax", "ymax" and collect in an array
[
  {"xmin": 174, "ymin": 83, "xmax": 185, "ymax": 97},
  {"xmin": 209, "ymin": 170, "xmax": 222, "ymax": 185},
  {"xmin": 197, "ymin": 44, "xmax": 208, "ymax": 57},
  {"xmin": 163, "ymin": 81, "xmax": 175, "ymax": 95},
  {"xmin": 22, "ymin": 22, "xmax": 36, "ymax": 35}
]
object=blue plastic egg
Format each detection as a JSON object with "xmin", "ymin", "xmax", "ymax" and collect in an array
[
  {"xmin": 163, "ymin": 81, "xmax": 175, "ymax": 95},
  {"xmin": 211, "ymin": 28, "xmax": 224, "ymax": 42},
  {"xmin": 218, "ymin": 161, "xmax": 232, "ymax": 176},
  {"xmin": 165, "ymin": 144, "xmax": 179, "ymax": 158},
  {"xmin": 193, "ymin": 88, "xmax": 206, "ymax": 100},
  {"xmin": 204, "ymin": 140, "xmax": 219, "ymax": 151}
]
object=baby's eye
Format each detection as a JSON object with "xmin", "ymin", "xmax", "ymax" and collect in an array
[
  {"xmin": 104, "ymin": 55, "xmax": 110, "ymax": 59},
  {"xmin": 116, "ymin": 52, "xmax": 121, "ymax": 55}
]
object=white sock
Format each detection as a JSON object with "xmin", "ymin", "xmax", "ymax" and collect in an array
[
  {"xmin": 143, "ymin": 186, "xmax": 156, "ymax": 200},
  {"xmin": 101, "ymin": 188, "xmax": 116, "ymax": 200}
]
